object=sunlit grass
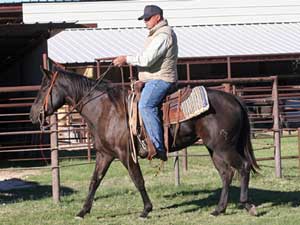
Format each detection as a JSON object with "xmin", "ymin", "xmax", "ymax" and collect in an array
[{"xmin": 1, "ymin": 136, "xmax": 300, "ymax": 225}]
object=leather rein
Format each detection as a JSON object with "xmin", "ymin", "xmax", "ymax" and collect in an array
[
  {"xmin": 38, "ymin": 65, "xmax": 138, "ymax": 165},
  {"xmin": 39, "ymin": 63, "xmax": 113, "ymax": 131}
]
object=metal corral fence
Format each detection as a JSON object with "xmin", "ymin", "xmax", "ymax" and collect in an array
[
  {"xmin": 0, "ymin": 85, "xmax": 93, "ymax": 163},
  {"xmin": 1, "ymin": 74, "xmax": 300, "ymax": 201}
]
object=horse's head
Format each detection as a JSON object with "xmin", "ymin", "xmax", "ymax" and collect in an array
[{"xmin": 30, "ymin": 68, "xmax": 65, "ymax": 125}]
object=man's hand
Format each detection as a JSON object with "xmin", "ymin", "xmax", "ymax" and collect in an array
[{"xmin": 113, "ymin": 56, "xmax": 127, "ymax": 67}]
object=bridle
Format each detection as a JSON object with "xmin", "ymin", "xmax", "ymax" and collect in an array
[
  {"xmin": 39, "ymin": 71, "xmax": 58, "ymax": 130},
  {"xmin": 37, "ymin": 64, "xmax": 139, "ymax": 166},
  {"xmin": 38, "ymin": 63, "xmax": 114, "ymax": 131},
  {"xmin": 43, "ymin": 71, "xmax": 59, "ymax": 111}
]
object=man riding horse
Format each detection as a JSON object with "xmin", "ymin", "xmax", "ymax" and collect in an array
[
  {"xmin": 113, "ymin": 5, "xmax": 178, "ymax": 161},
  {"xmin": 30, "ymin": 4, "xmax": 259, "ymax": 219}
]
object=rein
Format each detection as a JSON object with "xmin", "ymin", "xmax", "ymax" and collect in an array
[
  {"xmin": 39, "ymin": 71, "xmax": 58, "ymax": 130},
  {"xmin": 40, "ymin": 63, "xmax": 139, "ymax": 166},
  {"xmin": 43, "ymin": 71, "xmax": 58, "ymax": 111},
  {"xmin": 118, "ymin": 68, "xmax": 138, "ymax": 164},
  {"xmin": 39, "ymin": 62, "xmax": 114, "ymax": 131}
]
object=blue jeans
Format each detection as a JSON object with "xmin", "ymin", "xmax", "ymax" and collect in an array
[{"xmin": 138, "ymin": 80, "xmax": 173, "ymax": 153}]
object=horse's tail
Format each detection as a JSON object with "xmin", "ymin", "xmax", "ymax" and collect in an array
[{"xmin": 236, "ymin": 96, "xmax": 260, "ymax": 173}]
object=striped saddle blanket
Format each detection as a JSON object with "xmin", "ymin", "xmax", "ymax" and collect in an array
[{"xmin": 163, "ymin": 86, "xmax": 210, "ymax": 125}]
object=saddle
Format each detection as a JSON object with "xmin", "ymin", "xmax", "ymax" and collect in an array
[{"xmin": 128, "ymin": 81, "xmax": 209, "ymax": 160}]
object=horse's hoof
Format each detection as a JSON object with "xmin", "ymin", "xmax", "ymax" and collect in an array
[
  {"xmin": 248, "ymin": 204, "xmax": 258, "ymax": 216},
  {"xmin": 74, "ymin": 216, "xmax": 83, "ymax": 220},
  {"xmin": 139, "ymin": 212, "xmax": 148, "ymax": 218},
  {"xmin": 139, "ymin": 215, "xmax": 148, "ymax": 220},
  {"xmin": 140, "ymin": 210, "xmax": 150, "ymax": 218},
  {"xmin": 139, "ymin": 205, "xmax": 152, "ymax": 218},
  {"xmin": 75, "ymin": 210, "xmax": 86, "ymax": 219},
  {"xmin": 242, "ymin": 202, "xmax": 258, "ymax": 216},
  {"xmin": 210, "ymin": 210, "xmax": 220, "ymax": 217}
]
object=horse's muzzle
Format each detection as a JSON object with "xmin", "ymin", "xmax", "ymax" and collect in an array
[{"xmin": 29, "ymin": 106, "xmax": 42, "ymax": 124}]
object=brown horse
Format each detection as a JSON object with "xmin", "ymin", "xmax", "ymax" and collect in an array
[{"xmin": 30, "ymin": 69, "xmax": 259, "ymax": 218}]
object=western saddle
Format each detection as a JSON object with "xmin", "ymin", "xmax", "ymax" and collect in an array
[{"xmin": 128, "ymin": 81, "xmax": 192, "ymax": 160}]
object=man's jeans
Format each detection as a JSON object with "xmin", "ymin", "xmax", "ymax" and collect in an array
[{"xmin": 139, "ymin": 80, "xmax": 173, "ymax": 153}]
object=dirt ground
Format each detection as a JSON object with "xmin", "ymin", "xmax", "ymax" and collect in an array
[{"xmin": 0, "ymin": 169, "xmax": 41, "ymax": 181}]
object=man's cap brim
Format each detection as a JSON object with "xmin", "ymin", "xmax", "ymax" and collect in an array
[{"xmin": 138, "ymin": 15, "xmax": 152, "ymax": 20}]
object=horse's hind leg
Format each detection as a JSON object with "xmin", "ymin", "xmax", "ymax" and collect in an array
[
  {"xmin": 212, "ymin": 148, "xmax": 257, "ymax": 216},
  {"xmin": 238, "ymin": 160, "xmax": 257, "ymax": 216},
  {"xmin": 76, "ymin": 151, "xmax": 114, "ymax": 218},
  {"xmin": 119, "ymin": 156, "xmax": 153, "ymax": 218},
  {"xmin": 209, "ymin": 149, "xmax": 234, "ymax": 216}
]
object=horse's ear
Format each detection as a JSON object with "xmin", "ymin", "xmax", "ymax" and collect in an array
[{"xmin": 40, "ymin": 66, "xmax": 52, "ymax": 79}]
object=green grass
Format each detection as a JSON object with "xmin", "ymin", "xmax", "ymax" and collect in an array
[{"xmin": 1, "ymin": 136, "xmax": 300, "ymax": 225}]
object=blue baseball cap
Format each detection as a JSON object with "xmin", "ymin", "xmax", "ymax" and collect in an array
[{"xmin": 138, "ymin": 5, "xmax": 163, "ymax": 20}]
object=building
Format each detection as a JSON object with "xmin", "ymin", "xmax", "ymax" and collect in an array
[{"xmin": 22, "ymin": 0, "xmax": 300, "ymax": 83}]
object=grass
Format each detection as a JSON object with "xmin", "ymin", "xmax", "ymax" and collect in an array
[{"xmin": 1, "ymin": 135, "xmax": 300, "ymax": 225}]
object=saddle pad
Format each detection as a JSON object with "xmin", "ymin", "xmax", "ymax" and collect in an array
[{"xmin": 179, "ymin": 86, "xmax": 209, "ymax": 122}]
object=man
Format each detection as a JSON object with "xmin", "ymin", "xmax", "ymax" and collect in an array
[{"xmin": 113, "ymin": 5, "xmax": 178, "ymax": 161}]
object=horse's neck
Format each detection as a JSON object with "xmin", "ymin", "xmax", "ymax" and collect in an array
[
  {"xmin": 64, "ymin": 79, "xmax": 126, "ymax": 120},
  {"xmin": 64, "ymin": 83, "xmax": 99, "ymax": 112},
  {"xmin": 65, "ymin": 92, "xmax": 94, "ymax": 129},
  {"xmin": 64, "ymin": 91, "xmax": 82, "ymax": 110}
]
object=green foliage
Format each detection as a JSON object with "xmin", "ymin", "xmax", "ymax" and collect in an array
[{"xmin": 1, "ymin": 136, "xmax": 300, "ymax": 225}]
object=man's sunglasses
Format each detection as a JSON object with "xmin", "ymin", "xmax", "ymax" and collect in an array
[{"xmin": 144, "ymin": 16, "xmax": 152, "ymax": 22}]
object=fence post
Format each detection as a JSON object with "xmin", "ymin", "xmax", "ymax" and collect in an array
[
  {"xmin": 174, "ymin": 152, "xmax": 180, "ymax": 186},
  {"xmin": 298, "ymin": 128, "xmax": 300, "ymax": 169},
  {"xmin": 182, "ymin": 148, "xmax": 188, "ymax": 172},
  {"xmin": 87, "ymin": 130, "xmax": 91, "ymax": 162},
  {"xmin": 44, "ymin": 53, "xmax": 61, "ymax": 202},
  {"xmin": 51, "ymin": 113, "xmax": 60, "ymax": 203},
  {"xmin": 271, "ymin": 76, "xmax": 282, "ymax": 178}
]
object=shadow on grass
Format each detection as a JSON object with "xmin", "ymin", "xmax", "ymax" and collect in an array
[
  {"xmin": 96, "ymin": 210, "xmax": 142, "ymax": 220},
  {"xmin": 162, "ymin": 186, "xmax": 300, "ymax": 214},
  {"xmin": 0, "ymin": 179, "xmax": 75, "ymax": 204}
]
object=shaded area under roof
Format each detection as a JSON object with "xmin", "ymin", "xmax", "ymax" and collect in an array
[
  {"xmin": 0, "ymin": 22, "xmax": 84, "ymax": 71},
  {"xmin": 48, "ymin": 22, "xmax": 300, "ymax": 64}
]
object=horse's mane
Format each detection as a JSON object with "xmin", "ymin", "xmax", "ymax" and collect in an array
[
  {"xmin": 57, "ymin": 69, "xmax": 114, "ymax": 94},
  {"xmin": 53, "ymin": 69, "xmax": 128, "ymax": 108}
]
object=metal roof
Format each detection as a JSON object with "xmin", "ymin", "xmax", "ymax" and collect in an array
[
  {"xmin": 48, "ymin": 22, "xmax": 300, "ymax": 64},
  {"xmin": 1, "ymin": 0, "xmax": 82, "ymax": 3}
]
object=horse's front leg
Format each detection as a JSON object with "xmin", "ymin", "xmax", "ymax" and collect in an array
[
  {"xmin": 119, "ymin": 154, "xmax": 153, "ymax": 218},
  {"xmin": 76, "ymin": 151, "xmax": 114, "ymax": 218}
]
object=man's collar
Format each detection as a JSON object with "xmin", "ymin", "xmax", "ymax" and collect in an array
[{"xmin": 149, "ymin": 20, "xmax": 168, "ymax": 36}]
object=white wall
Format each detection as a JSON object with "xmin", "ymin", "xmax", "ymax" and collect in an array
[{"xmin": 23, "ymin": 0, "xmax": 300, "ymax": 28}]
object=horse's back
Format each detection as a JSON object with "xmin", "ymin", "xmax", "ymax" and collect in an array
[
  {"xmin": 207, "ymin": 88, "xmax": 244, "ymax": 110},
  {"xmin": 205, "ymin": 88, "xmax": 246, "ymax": 123}
]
